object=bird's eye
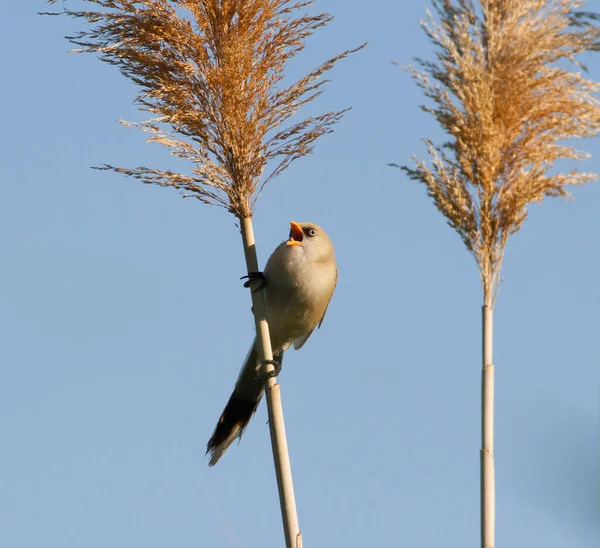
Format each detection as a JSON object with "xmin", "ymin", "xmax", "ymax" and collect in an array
[{"xmin": 307, "ymin": 228, "xmax": 317, "ymax": 237}]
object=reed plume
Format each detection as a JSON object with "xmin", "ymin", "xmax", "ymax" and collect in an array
[
  {"xmin": 46, "ymin": 0, "xmax": 361, "ymax": 218},
  {"xmin": 398, "ymin": 2, "xmax": 600, "ymax": 547}
]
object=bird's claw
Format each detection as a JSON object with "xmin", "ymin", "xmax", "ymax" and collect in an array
[
  {"xmin": 255, "ymin": 359, "xmax": 282, "ymax": 381},
  {"xmin": 241, "ymin": 271, "xmax": 266, "ymax": 292}
]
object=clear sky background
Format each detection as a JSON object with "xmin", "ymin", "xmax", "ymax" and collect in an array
[{"xmin": 1, "ymin": 2, "xmax": 599, "ymax": 547}]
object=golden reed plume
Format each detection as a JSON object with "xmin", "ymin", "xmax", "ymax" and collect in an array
[
  {"xmin": 46, "ymin": 0, "xmax": 364, "ymax": 218},
  {"xmin": 400, "ymin": 0, "xmax": 600, "ymax": 304}
]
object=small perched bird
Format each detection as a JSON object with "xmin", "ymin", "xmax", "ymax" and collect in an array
[{"xmin": 207, "ymin": 221, "xmax": 338, "ymax": 466}]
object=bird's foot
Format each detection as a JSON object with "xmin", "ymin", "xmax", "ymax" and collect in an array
[
  {"xmin": 241, "ymin": 271, "xmax": 266, "ymax": 292},
  {"xmin": 255, "ymin": 359, "xmax": 282, "ymax": 381}
]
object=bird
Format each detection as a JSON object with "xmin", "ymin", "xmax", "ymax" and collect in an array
[{"xmin": 206, "ymin": 221, "xmax": 338, "ymax": 466}]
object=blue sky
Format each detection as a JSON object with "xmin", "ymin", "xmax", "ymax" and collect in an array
[{"xmin": 1, "ymin": 2, "xmax": 599, "ymax": 547}]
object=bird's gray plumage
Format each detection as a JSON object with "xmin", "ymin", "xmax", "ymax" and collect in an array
[{"xmin": 207, "ymin": 222, "xmax": 337, "ymax": 465}]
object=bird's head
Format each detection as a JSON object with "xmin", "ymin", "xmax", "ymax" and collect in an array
[{"xmin": 286, "ymin": 221, "xmax": 334, "ymax": 263}]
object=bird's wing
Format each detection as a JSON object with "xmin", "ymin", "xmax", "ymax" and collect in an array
[
  {"xmin": 293, "ymin": 327, "xmax": 315, "ymax": 350},
  {"xmin": 317, "ymin": 267, "xmax": 338, "ymax": 329},
  {"xmin": 293, "ymin": 268, "xmax": 338, "ymax": 350}
]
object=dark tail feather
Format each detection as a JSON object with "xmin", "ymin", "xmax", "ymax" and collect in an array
[
  {"xmin": 206, "ymin": 392, "xmax": 261, "ymax": 466},
  {"xmin": 206, "ymin": 344, "xmax": 265, "ymax": 466}
]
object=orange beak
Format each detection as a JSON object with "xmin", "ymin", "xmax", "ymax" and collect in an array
[{"xmin": 286, "ymin": 221, "xmax": 304, "ymax": 246}]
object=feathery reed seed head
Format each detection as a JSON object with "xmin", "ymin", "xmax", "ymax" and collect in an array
[
  {"xmin": 46, "ymin": 0, "xmax": 364, "ymax": 218},
  {"xmin": 400, "ymin": 0, "xmax": 600, "ymax": 304}
]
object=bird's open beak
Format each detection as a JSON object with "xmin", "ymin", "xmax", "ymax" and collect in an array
[{"xmin": 287, "ymin": 221, "xmax": 304, "ymax": 246}]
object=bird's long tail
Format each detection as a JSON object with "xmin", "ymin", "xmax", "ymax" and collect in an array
[{"xmin": 206, "ymin": 343, "xmax": 273, "ymax": 466}]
